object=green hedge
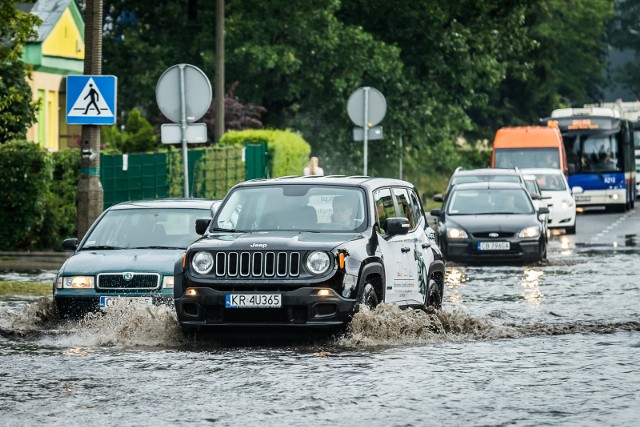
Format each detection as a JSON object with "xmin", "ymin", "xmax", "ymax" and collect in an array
[
  {"xmin": 0, "ymin": 141, "xmax": 52, "ymax": 250},
  {"xmin": 220, "ymin": 129, "xmax": 310, "ymax": 177}
]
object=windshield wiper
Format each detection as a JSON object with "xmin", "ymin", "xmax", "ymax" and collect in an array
[
  {"xmin": 81, "ymin": 245, "xmax": 124, "ymax": 250},
  {"xmin": 211, "ymin": 227, "xmax": 244, "ymax": 232}
]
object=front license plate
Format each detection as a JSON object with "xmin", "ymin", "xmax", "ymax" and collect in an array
[
  {"xmin": 225, "ymin": 294, "xmax": 282, "ymax": 308},
  {"xmin": 99, "ymin": 296, "xmax": 153, "ymax": 309},
  {"xmin": 478, "ymin": 241, "xmax": 510, "ymax": 251},
  {"xmin": 574, "ymin": 196, "xmax": 590, "ymax": 202}
]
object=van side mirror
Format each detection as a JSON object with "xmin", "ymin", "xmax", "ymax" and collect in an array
[
  {"xmin": 430, "ymin": 209, "xmax": 442, "ymax": 218},
  {"xmin": 537, "ymin": 207, "xmax": 550, "ymax": 215},
  {"xmin": 432, "ymin": 193, "xmax": 443, "ymax": 203},
  {"xmin": 195, "ymin": 219, "xmax": 211, "ymax": 235},
  {"xmin": 385, "ymin": 217, "xmax": 410, "ymax": 237},
  {"xmin": 530, "ymin": 193, "xmax": 542, "ymax": 200},
  {"xmin": 571, "ymin": 186, "xmax": 584, "ymax": 194}
]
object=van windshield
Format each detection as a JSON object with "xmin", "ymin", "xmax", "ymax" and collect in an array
[{"xmin": 494, "ymin": 148, "xmax": 559, "ymax": 169}]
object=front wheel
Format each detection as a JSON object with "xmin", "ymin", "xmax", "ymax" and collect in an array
[{"xmin": 358, "ymin": 283, "xmax": 379, "ymax": 310}]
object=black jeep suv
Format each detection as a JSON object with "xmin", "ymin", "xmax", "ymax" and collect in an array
[{"xmin": 173, "ymin": 176, "xmax": 445, "ymax": 332}]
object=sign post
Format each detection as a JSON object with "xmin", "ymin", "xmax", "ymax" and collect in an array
[
  {"xmin": 347, "ymin": 87, "xmax": 386, "ymax": 175},
  {"xmin": 156, "ymin": 64, "xmax": 212, "ymax": 197}
]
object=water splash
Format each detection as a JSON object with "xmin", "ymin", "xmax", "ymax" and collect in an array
[
  {"xmin": 338, "ymin": 304, "xmax": 519, "ymax": 347},
  {"xmin": 0, "ymin": 297, "xmax": 58, "ymax": 338}
]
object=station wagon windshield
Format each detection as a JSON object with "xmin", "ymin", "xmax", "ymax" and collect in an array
[
  {"xmin": 215, "ymin": 185, "xmax": 368, "ymax": 232},
  {"xmin": 447, "ymin": 189, "xmax": 534, "ymax": 215},
  {"xmin": 82, "ymin": 208, "xmax": 209, "ymax": 250}
]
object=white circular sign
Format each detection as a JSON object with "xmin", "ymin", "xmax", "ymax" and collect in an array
[{"xmin": 156, "ymin": 64, "xmax": 212, "ymax": 123}]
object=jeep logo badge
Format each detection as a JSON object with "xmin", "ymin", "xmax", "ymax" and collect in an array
[
  {"xmin": 123, "ymin": 272, "xmax": 134, "ymax": 281},
  {"xmin": 489, "ymin": 233, "xmax": 499, "ymax": 238},
  {"xmin": 250, "ymin": 243, "xmax": 267, "ymax": 248}
]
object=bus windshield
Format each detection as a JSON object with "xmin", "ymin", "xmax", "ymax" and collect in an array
[
  {"xmin": 494, "ymin": 148, "xmax": 559, "ymax": 169},
  {"xmin": 565, "ymin": 134, "xmax": 622, "ymax": 173}
]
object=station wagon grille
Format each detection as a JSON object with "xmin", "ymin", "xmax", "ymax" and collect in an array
[
  {"xmin": 472, "ymin": 232, "xmax": 515, "ymax": 238},
  {"xmin": 97, "ymin": 273, "xmax": 160, "ymax": 290},
  {"xmin": 210, "ymin": 251, "xmax": 301, "ymax": 278}
]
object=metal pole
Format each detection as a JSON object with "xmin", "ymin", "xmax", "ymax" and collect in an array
[
  {"xmin": 215, "ymin": 0, "xmax": 225, "ymax": 140},
  {"xmin": 363, "ymin": 87, "xmax": 369, "ymax": 176},
  {"xmin": 76, "ymin": 0, "xmax": 104, "ymax": 240},
  {"xmin": 399, "ymin": 135, "xmax": 403, "ymax": 180},
  {"xmin": 179, "ymin": 64, "xmax": 189, "ymax": 197}
]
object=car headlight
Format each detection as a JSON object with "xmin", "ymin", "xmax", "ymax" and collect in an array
[
  {"xmin": 306, "ymin": 251, "xmax": 331, "ymax": 275},
  {"xmin": 561, "ymin": 199, "xmax": 574, "ymax": 209},
  {"xmin": 446, "ymin": 228, "xmax": 468, "ymax": 239},
  {"xmin": 518, "ymin": 226, "xmax": 540, "ymax": 238},
  {"xmin": 58, "ymin": 276, "xmax": 94, "ymax": 289},
  {"xmin": 192, "ymin": 251, "xmax": 214, "ymax": 274},
  {"xmin": 162, "ymin": 276, "xmax": 174, "ymax": 289}
]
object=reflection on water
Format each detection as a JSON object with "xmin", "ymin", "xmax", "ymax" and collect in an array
[
  {"xmin": 559, "ymin": 236, "xmax": 574, "ymax": 256},
  {"xmin": 520, "ymin": 268, "xmax": 544, "ymax": 306},
  {"xmin": 445, "ymin": 266, "xmax": 467, "ymax": 309}
]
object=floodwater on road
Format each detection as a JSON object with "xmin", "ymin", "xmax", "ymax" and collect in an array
[{"xmin": 1, "ymin": 223, "xmax": 639, "ymax": 426}]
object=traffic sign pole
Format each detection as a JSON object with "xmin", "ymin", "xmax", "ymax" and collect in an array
[
  {"xmin": 179, "ymin": 64, "xmax": 189, "ymax": 197},
  {"xmin": 363, "ymin": 87, "xmax": 369, "ymax": 176}
]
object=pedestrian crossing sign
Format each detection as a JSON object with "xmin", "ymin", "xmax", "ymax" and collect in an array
[{"xmin": 66, "ymin": 75, "xmax": 117, "ymax": 125}]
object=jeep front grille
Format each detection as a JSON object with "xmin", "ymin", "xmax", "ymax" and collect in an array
[
  {"xmin": 211, "ymin": 251, "xmax": 301, "ymax": 278},
  {"xmin": 97, "ymin": 273, "xmax": 160, "ymax": 290}
]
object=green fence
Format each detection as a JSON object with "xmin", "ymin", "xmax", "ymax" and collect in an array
[{"xmin": 100, "ymin": 142, "xmax": 268, "ymax": 208}]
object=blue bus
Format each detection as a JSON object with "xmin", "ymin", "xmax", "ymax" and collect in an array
[{"xmin": 541, "ymin": 107, "xmax": 637, "ymax": 211}]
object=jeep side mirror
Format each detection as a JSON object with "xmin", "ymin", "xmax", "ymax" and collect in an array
[
  {"xmin": 62, "ymin": 238, "xmax": 78, "ymax": 251},
  {"xmin": 432, "ymin": 193, "xmax": 443, "ymax": 203},
  {"xmin": 195, "ymin": 219, "xmax": 211, "ymax": 235},
  {"xmin": 385, "ymin": 217, "xmax": 410, "ymax": 237}
]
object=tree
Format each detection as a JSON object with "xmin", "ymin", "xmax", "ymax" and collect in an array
[
  {"xmin": 608, "ymin": 0, "xmax": 640, "ymax": 98},
  {"xmin": 0, "ymin": 0, "xmax": 41, "ymax": 143}
]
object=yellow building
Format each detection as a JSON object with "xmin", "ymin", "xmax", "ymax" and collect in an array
[{"xmin": 20, "ymin": 0, "xmax": 85, "ymax": 151}]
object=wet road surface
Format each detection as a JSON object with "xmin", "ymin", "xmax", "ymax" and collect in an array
[{"xmin": 1, "ymin": 208, "xmax": 639, "ymax": 426}]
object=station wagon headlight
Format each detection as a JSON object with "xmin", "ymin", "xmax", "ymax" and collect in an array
[
  {"xmin": 446, "ymin": 228, "xmax": 468, "ymax": 239},
  {"xmin": 306, "ymin": 251, "xmax": 331, "ymax": 275},
  {"xmin": 518, "ymin": 226, "xmax": 540, "ymax": 238},
  {"xmin": 561, "ymin": 199, "xmax": 574, "ymax": 209},
  {"xmin": 192, "ymin": 251, "xmax": 214, "ymax": 274},
  {"xmin": 162, "ymin": 276, "xmax": 174, "ymax": 289},
  {"xmin": 59, "ymin": 276, "xmax": 94, "ymax": 289}
]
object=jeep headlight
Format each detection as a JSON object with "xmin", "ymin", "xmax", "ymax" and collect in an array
[
  {"xmin": 192, "ymin": 251, "xmax": 214, "ymax": 274},
  {"xmin": 58, "ymin": 276, "xmax": 94, "ymax": 289},
  {"xmin": 518, "ymin": 226, "xmax": 540, "ymax": 238},
  {"xmin": 446, "ymin": 228, "xmax": 468, "ymax": 239},
  {"xmin": 306, "ymin": 251, "xmax": 331, "ymax": 275}
]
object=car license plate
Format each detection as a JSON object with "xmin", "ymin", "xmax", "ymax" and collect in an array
[
  {"xmin": 225, "ymin": 294, "xmax": 282, "ymax": 308},
  {"xmin": 478, "ymin": 241, "xmax": 510, "ymax": 251},
  {"xmin": 574, "ymin": 195, "xmax": 590, "ymax": 202},
  {"xmin": 99, "ymin": 296, "xmax": 153, "ymax": 309}
]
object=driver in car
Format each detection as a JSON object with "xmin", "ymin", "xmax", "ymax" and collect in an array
[{"xmin": 332, "ymin": 196, "xmax": 354, "ymax": 227}]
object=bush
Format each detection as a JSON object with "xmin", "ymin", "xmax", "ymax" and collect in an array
[
  {"xmin": 0, "ymin": 141, "xmax": 52, "ymax": 250},
  {"xmin": 101, "ymin": 108, "xmax": 160, "ymax": 154},
  {"xmin": 220, "ymin": 129, "xmax": 310, "ymax": 177}
]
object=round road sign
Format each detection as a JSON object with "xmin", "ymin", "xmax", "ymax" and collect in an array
[
  {"xmin": 155, "ymin": 64, "xmax": 212, "ymax": 123},
  {"xmin": 347, "ymin": 87, "xmax": 387, "ymax": 127}
]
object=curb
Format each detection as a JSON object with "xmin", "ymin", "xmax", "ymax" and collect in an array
[{"xmin": 0, "ymin": 251, "xmax": 72, "ymax": 271}]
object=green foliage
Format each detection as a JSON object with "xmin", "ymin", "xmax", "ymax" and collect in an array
[
  {"xmin": 192, "ymin": 146, "xmax": 245, "ymax": 199},
  {"xmin": 0, "ymin": 61, "xmax": 39, "ymax": 142},
  {"xmin": 609, "ymin": 0, "xmax": 640, "ymax": 97},
  {"xmin": 220, "ymin": 129, "xmax": 311, "ymax": 177},
  {"xmin": 35, "ymin": 149, "xmax": 81, "ymax": 248},
  {"xmin": 0, "ymin": 141, "xmax": 52, "ymax": 250},
  {"xmin": 0, "ymin": 0, "xmax": 41, "ymax": 62},
  {"xmin": 101, "ymin": 108, "xmax": 160, "ymax": 153}
]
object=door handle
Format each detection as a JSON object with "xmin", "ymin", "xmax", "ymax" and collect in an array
[{"xmin": 401, "ymin": 247, "xmax": 410, "ymax": 253}]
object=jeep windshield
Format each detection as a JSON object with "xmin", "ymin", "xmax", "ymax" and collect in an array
[{"xmin": 214, "ymin": 185, "xmax": 368, "ymax": 232}]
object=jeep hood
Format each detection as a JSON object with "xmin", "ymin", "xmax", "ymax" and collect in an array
[
  {"xmin": 190, "ymin": 231, "xmax": 363, "ymax": 251},
  {"xmin": 60, "ymin": 249, "xmax": 184, "ymax": 276}
]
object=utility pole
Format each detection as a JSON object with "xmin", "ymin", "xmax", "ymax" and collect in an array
[
  {"xmin": 214, "ymin": 0, "xmax": 225, "ymax": 140},
  {"xmin": 76, "ymin": 0, "xmax": 103, "ymax": 240}
]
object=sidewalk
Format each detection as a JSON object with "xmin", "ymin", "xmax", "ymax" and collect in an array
[{"xmin": 0, "ymin": 251, "xmax": 71, "ymax": 271}]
